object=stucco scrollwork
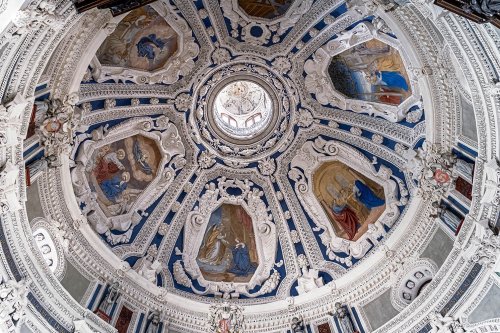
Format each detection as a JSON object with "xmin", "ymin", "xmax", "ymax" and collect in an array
[
  {"xmin": 178, "ymin": 177, "xmax": 278, "ymax": 298},
  {"xmin": 4, "ymin": 1, "xmax": 63, "ymax": 41},
  {"xmin": 429, "ymin": 312, "xmax": 465, "ymax": 333},
  {"xmin": 0, "ymin": 160, "xmax": 20, "ymax": 212},
  {"xmin": 37, "ymin": 93, "xmax": 84, "ymax": 160},
  {"xmin": 0, "ymin": 95, "xmax": 29, "ymax": 145},
  {"xmin": 289, "ymin": 137, "xmax": 402, "ymax": 260},
  {"xmin": 402, "ymin": 142, "xmax": 457, "ymax": 200}
]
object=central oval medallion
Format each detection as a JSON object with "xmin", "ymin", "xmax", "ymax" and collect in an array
[{"xmin": 212, "ymin": 80, "xmax": 273, "ymax": 140}]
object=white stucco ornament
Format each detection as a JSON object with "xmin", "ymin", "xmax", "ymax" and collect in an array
[
  {"xmin": 296, "ymin": 266, "xmax": 325, "ymax": 295},
  {"xmin": 289, "ymin": 137, "xmax": 403, "ymax": 260},
  {"xmin": 0, "ymin": 277, "xmax": 29, "ymax": 333}
]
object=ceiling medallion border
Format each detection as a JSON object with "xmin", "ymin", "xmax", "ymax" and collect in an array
[
  {"xmin": 206, "ymin": 75, "xmax": 279, "ymax": 145},
  {"xmin": 190, "ymin": 61, "xmax": 296, "ymax": 161}
]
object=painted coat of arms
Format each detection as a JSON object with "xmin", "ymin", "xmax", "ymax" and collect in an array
[{"xmin": 208, "ymin": 302, "xmax": 244, "ymax": 333}]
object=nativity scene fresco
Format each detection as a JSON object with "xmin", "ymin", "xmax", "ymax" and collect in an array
[
  {"xmin": 313, "ymin": 161, "xmax": 386, "ymax": 241},
  {"xmin": 86, "ymin": 135, "xmax": 161, "ymax": 217},
  {"xmin": 197, "ymin": 204, "xmax": 258, "ymax": 283},
  {"xmin": 238, "ymin": 0, "xmax": 295, "ymax": 19},
  {"xmin": 96, "ymin": 5, "xmax": 179, "ymax": 72},
  {"xmin": 328, "ymin": 39, "xmax": 411, "ymax": 106}
]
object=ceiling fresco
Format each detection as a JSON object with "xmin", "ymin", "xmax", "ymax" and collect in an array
[
  {"xmin": 313, "ymin": 161, "xmax": 386, "ymax": 241},
  {"xmin": 96, "ymin": 5, "xmax": 179, "ymax": 72},
  {"xmin": 89, "ymin": 2, "xmax": 200, "ymax": 84},
  {"xmin": 327, "ymin": 39, "xmax": 412, "ymax": 106}
]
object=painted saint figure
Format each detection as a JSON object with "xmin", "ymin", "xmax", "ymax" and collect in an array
[
  {"xmin": 331, "ymin": 200, "xmax": 359, "ymax": 240},
  {"xmin": 228, "ymin": 239, "xmax": 257, "ymax": 276},
  {"xmin": 133, "ymin": 139, "xmax": 152, "ymax": 175},
  {"xmin": 136, "ymin": 33, "xmax": 166, "ymax": 60},
  {"xmin": 198, "ymin": 224, "xmax": 229, "ymax": 265},
  {"xmin": 353, "ymin": 180, "xmax": 385, "ymax": 210},
  {"xmin": 197, "ymin": 204, "xmax": 259, "ymax": 283},
  {"xmin": 314, "ymin": 161, "xmax": 386, "ymax": 241},
  {"xmin": 96, "ymin": 6, "xmax": 179, "ymax": 72},
  {"xmin": 328, "ymin": 39, "xmax": 411, "ymax": 105},
  {"xmin": 94, "ymin": 148, "xmax": 126, "ymax": 183},
  {"xmin": 100, "ymin": 172, "xmax": 130, "ymax": 202}
]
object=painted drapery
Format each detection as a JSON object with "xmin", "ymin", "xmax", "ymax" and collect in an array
[
  {"xmin": 197, "ymin": 204, "xmax": 258, "ymax": 283},
  {"xmin": 313, "ymin": 161, "xmax": 386, "ymax": 240},
  {"xmin": 87, "ymin": 135, "xmax": 161, "ymax": 217},
  {"xmin": 328, "ymin": 39, "xmax": 411, "ymax": 105}
]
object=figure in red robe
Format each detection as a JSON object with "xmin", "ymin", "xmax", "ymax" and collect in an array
[
  {"xmin": 94, "ymin": 149, "xmax": 126, "ymax": 183},
  {"xmin": 331, "ymin": 202, "xmax": 359, "ymax": 240}
]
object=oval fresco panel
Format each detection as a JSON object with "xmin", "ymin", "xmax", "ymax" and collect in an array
[
  {"xmin": 197, "ymin": 204, "xmax": 258, "ymax": 283},
  {"xmin": 328, "ymin": 39, "xmax": 411, "ymax": 106},
  {"xmin": 313, "ymin": 161, "xmax": 386, "ymax": 241},
  {"xmin": 96, "ymin": 5, "xmax": 179, "ymax": 72},
  {"xmin": 87, "ymin": 134, "xmax": 162, "ymax": 217}
]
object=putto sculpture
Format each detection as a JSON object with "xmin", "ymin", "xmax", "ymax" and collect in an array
[
  {"xmin": 334, "ymin": 302, "xmax": 356, "ymax": 333},
  {"xmin": 291, "ymin": 316, "xmax": 306, "ymax": 333},
  {"xmin": 95, "ymin": 282, "xmax": 120, "ymax": 322}
]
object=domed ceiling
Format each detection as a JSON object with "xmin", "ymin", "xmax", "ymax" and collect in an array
[
  {"xmin": 1, "ymin": 0, "xmax": 499, "ymax": 332},
  {"xmin": 65, "ymin": 0, "xmax": 420, "ymax": 300}
]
